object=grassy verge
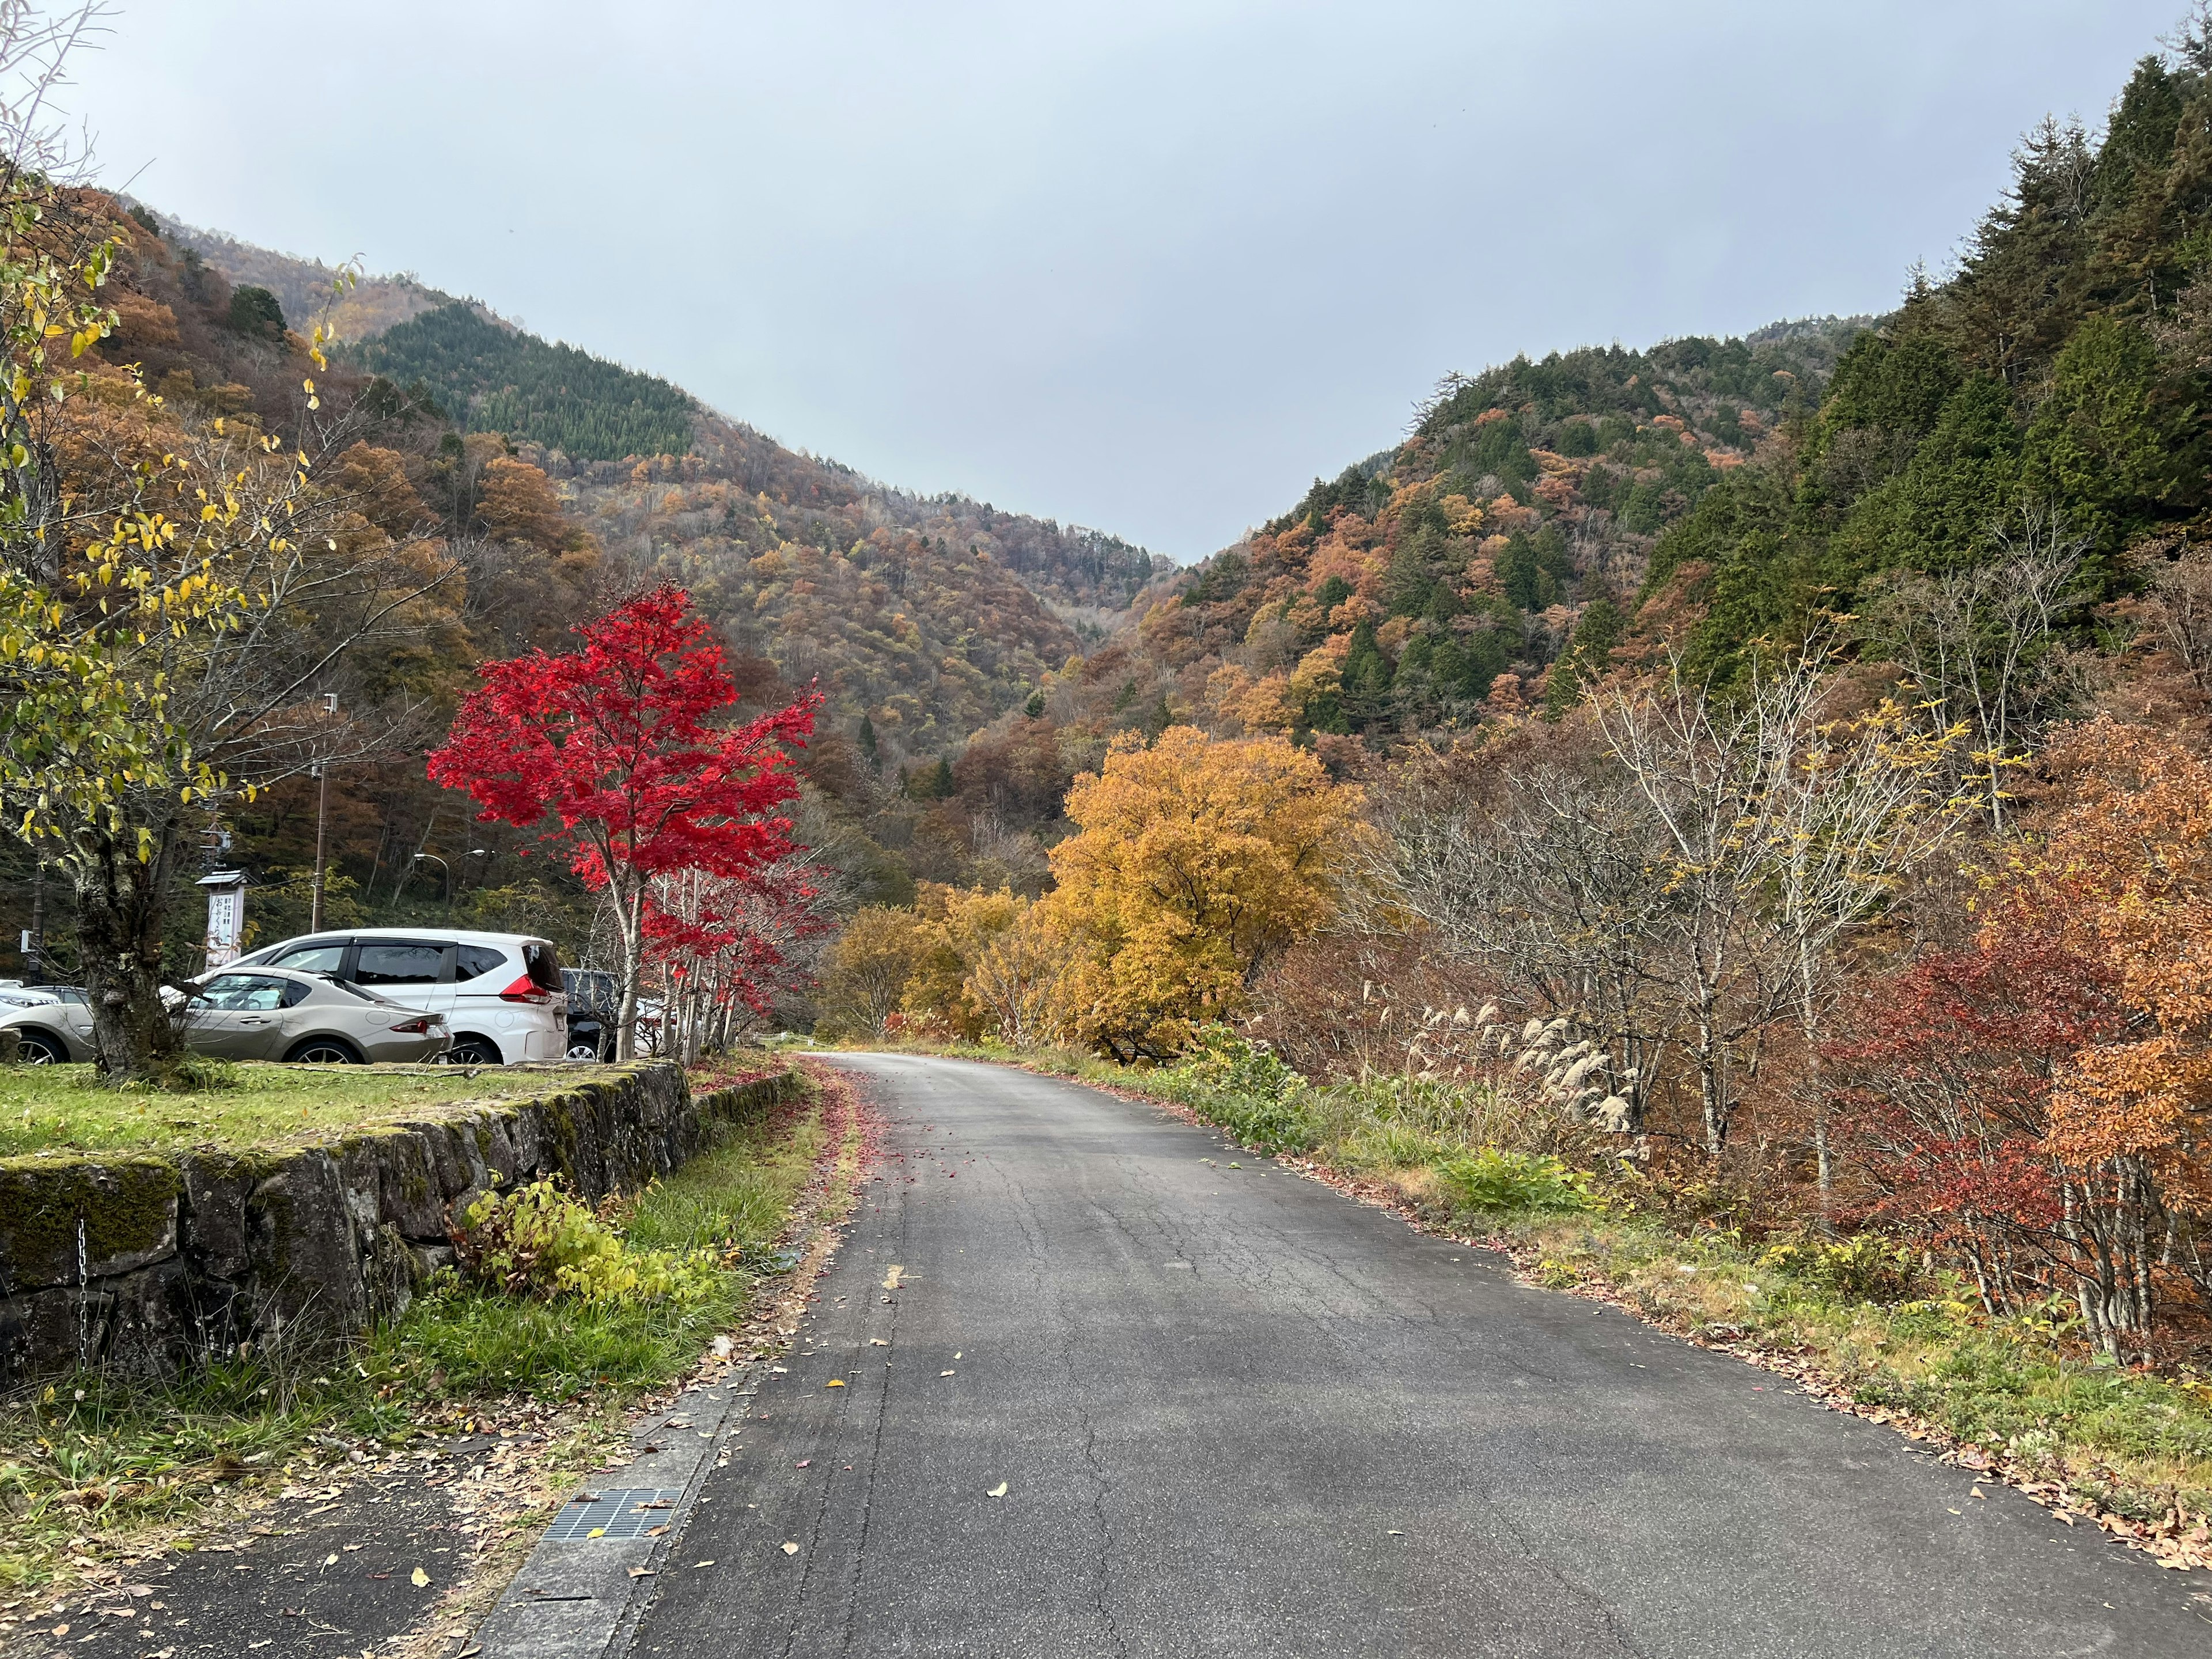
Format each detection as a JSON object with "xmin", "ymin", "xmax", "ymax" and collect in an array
[
  {"xmin": 0, "ymin": 1061, "xmax": 610, "ymax": 1157},
  {"xmin": 0, "ymin": 1067, "xmax": 825, "ymax": 1592},
  {"xmin": 853, "ymin": 1035, "xmax": 2212, "ymax": 1569}
]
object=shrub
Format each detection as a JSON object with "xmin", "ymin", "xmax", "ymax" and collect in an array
[
  {"xmin": 1438, "ymin": 1149, "xmax": 1593, "ymax": 1215},
  {"xmin": 1180, "ymin": 1023, "xmax": 1306, "ymax": 1103},
  {"xmin": 1757, "ymin": 1234, "xmax": 1929, "ymax": 1305},
  {"xmin": 450, "ymin": 1179, "xmax": 718, "ymax": 1305}
]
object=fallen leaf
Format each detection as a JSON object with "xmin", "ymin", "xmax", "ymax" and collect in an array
[
  {"xmin": 987, "ymin": 1482, "xmax": 1007, "ymax": 1498},
  {"xmin": 321, "ymin": 1554, "xmax": 338, "ymax": 1569},
  {"xmin": 781, "ymin": 1542, "xmax": 800, "ymax": 1556},
  {"xmin": 940, "ymin": 1370, "xmax": 956, "ymax": 1377},
  {"xmin": 795, "ymin": 1460, "xmax": 810, "ymax": 1468},
  {"xmin": 953, "ymin": 1351, "xmax": 962, "ymax": 1359},
  {"xmin": 882, "ymin": 1266, "xmax": 905, "ymax": 1290},
  {"xmin": 411, "ymin": 1567, "xmax": 431, "ymax": 1587},
  {"xmin": 1387, "ymin": 1530, "xmax": 1404, "ymax": 1536},
  {"xmin": 826, "ymin": 1380, "xmax": 846, "ymax": 1388},
  {"xmin": 694, "ymin": 1559, "xmax": 717, "ymax": 1567},
  {"xmin": 869, "ymin": 1339, "xmax": 888, "ymax": 1346},
  {"xmin": 627, "ymin": 1568, "xmax": 654, "ymax": 1579}
]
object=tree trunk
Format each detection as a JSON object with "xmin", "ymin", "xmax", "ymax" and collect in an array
[
  {"xmin": 74, "ymin": 816, "xmax": 187, "ymax": 1084},
  {"xmin": 613, "ymin": 880, "xmax": 645, "ymax": 1062},
  {"xmin": 1696, "ymin": 978, "xmax": 1726, "ymax": 1157}
]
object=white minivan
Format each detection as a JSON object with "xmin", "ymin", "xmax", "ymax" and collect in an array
[{"xmin": 230, "ymin": 927, "xmax": 568, "ymax": 1065}]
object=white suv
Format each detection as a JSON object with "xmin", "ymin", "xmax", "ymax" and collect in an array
[{"xmin": 231, "ymin": 927, "xmax": 568, "ymax": 1065}]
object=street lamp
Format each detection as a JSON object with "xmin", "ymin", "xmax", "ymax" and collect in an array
[
  {"xmin": 310, "ymin": 692, "xmax": 339, "ymax": 932},
  {"xmin": 411, "ymin": 852, "xmax": 452, "ymax": 911}
]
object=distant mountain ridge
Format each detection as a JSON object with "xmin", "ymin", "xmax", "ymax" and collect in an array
[{"xmin": 159, "ymin": 207, "xmax": 1165, "ymax": 757}]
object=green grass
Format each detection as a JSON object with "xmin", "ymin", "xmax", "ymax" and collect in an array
[
  {"xmin": 0, "ymin": 1062, "xmax": 613, "ymax": 1157},
  {"xmin": 381, "ymin": 1095, "xmax": 824, "ymax": 1400},
  {"xmin": 0, "ymin": 1075, "xmax": 826, "ymax": 1591}
]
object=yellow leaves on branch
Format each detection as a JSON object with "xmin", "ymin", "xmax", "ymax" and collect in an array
[{"xmin": 1044, "ymin": 726, "xmax": 1368, "ymax": 1056}]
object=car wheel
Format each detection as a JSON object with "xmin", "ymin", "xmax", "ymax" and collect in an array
[
  {"xmin": 443, "ymin": 1036, "xmax": 503, "ymax": 1066},
  {"xmin": 16, "ymin": 1030, "xmax": 65, "ymax": 1064},
  {"xmin": 566, "ymin": 1040, "xmax": 603, "ymax": 1062},
  {"xmin": 285, "ymin": 1037, "xmax": 362, "ymax": 1065}
]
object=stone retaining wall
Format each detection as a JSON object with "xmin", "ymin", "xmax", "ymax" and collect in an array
[{"xmin": 0, "ymin": 1063, "xmax": 802, "ymax": 1388}]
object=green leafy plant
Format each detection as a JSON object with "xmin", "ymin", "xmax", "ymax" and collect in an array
[
  {"xmin": 1438, "ymin": 1149, "xmax": 1593, "ymax": 1215},
  {"xmin": 1181, "ymin": 1023, "xmax": 1306, "ymax": 1101},
  {"xmin": 1757, "ymin": 1235, "xmax": 1929, "ymax": 1305},
  {"xmin": 449, "ymin": 1179, "xmax": 718, "ymax": 1305}
]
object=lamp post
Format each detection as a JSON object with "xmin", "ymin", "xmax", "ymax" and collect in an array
[
  {"xmin": 310, "ymin": 692, "xmax": 339, "ymax": 932},
  {"xmin": 411, "ymin": 852, "xmax": 452, "ymax": 912},
  {"xmin": 464, "ymin": 847, "xmax": 492, "ymax": 904}
]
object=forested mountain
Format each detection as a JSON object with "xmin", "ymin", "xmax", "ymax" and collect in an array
[
  {"xmin": 0, "ymin": 202, "xmax": 1165, "ymax": 982},
  {"xmin": 351, "ymin": 302, "xmax": 698, "ymax": 460},
  {"xmin": 1127, "ymin": 319, "xmax": 1869, "ymax": 741},
  {"xmin": 150, "ymin": 207, "xmax": 453, "ymax": 343},
  {"xmin": 1114, "ymin": 35, "xmax": 2212, "ymax": 752}
]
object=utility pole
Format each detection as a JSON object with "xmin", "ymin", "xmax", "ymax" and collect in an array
[{"xmin": 310, "ymin": 692, "xmax": 338, "ymax": 933}]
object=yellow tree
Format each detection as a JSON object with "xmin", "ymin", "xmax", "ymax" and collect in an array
[
  {"xmin": 0, "ymin": 13, "xmax": 453, "ymax": 1080},
  {"xmin": 815, "ymin": 904, "xmax": 937, "ymax": 1038},
  {"xmin": 1045, "ymin": 726, "xmax": 1364, "ymax": 1060}
]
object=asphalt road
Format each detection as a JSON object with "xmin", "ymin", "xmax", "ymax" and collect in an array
[{"xmin": 627, "ymin": 1054, "xmax": 2212, "ymax": 1658}]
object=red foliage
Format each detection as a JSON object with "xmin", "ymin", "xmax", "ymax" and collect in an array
[
  {"xmin": 1824, "ymin": 934, "xmax": 2129, "ymax": 1300},
  {"xmin": 428, "ymin": 585, "xmax": 819, "ymax": 1051},
  {"xmin": 429, "ymin": 585, "xmax": 817, "ymax": 890}
]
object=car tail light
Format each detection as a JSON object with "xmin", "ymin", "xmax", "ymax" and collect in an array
[
  {"xmin": 498, "ymin": 974, "xmax": 552, "ymax": 1006},
  {"xmin": 389, "ymin": 1017, "xmax": 438, "ymax": 1034}
]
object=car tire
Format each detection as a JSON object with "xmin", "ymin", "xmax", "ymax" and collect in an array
[
  {"xmin": 566, "ymin": 1040, "xmax": 603, "ymax": 1062},
  {"xmin": 284, "ymin": 1036, "xmax": 363, "ymax": 1065},
  {"xmin": 16, "ymin": 1029, "xmax": 65, "ymax": 1064},
  {"xmin": 443, "ymin": 1036, "xmax": 503, "ymax": 1066}
]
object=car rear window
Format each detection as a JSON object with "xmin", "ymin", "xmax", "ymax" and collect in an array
[
  {"xmin": 355, "ymin": 942, "xmax": 449, "ymax": 987},
  {"xmin": 563, "ymin": 969, "xmax": 614, "ymax": 1011},
  {"xmin": 456, "ymin": 944, "xmax": 509, "ymax": 982},
  {"xmin": 523, "ymin": 941, "xmax": 562, "ymax": 992},
  {"xmin": 198, "ymin": 974, "xmax": 291, "ymax": 1012}
]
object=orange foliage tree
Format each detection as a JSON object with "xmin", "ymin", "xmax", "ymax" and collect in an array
[
  {"xmin": 1830, "ymin": 715, "xmax": 2212, "ymax": 1353},
  {"xmin": 2003, "ymin": 717, "xmax": 2212, "ymax": 1345}
]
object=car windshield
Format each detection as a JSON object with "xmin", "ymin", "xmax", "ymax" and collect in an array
[{"xmin": 270, "ymin": 941, "xmax": 347, "ymax": 975}]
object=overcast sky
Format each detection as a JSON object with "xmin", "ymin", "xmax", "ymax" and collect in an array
[{"xmin": 65, "ymin": 1, "xmax": 2185, "ymax": 563}]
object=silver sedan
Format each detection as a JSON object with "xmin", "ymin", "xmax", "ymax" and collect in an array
[{"xmin": 0, "ymin": 968, "xmax": 450, "ymax": 1065}]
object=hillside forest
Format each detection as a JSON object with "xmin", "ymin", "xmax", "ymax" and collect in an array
[
  {"xmin": 7, "ymin": 9, "xmax": 2212, "ymax": 1378},
  {"xmin": 816, "ymin": 17, "xmax": 2212, "ymax": 1368}
]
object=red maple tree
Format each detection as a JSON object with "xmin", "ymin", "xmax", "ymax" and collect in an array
[{"xmin": 428, "ymin": 585, "xmax": 819, "ymax": 1056}]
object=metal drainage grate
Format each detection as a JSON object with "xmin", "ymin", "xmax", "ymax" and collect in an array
[{"xmin": 546, "ymin": 1488, "xmax": 686, "ymax": 1542}]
